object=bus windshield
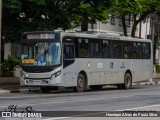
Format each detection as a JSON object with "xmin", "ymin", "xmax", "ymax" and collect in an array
[{"xmin": 21, "ymin": 42, "xmax": 61, "ymax": 66}]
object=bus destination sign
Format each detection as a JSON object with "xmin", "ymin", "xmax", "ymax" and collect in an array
[{"xmin": 27, "ymin": 33, "xmax": 55, "ymax": 39}]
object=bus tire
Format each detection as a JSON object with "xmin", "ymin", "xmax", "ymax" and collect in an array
[
  {"xmin": 40, "ymin": 87, "xmax": 51, "ymax": 93},
  {"xmin": 90, "ymin": 85, "xmax": 103, "ymax": 90},
  {"xmin": 73, "ymin": 74, "xmax": 86, "ymax": 92},
  {"xmin": 123, "ymin": 72, "xmax": 132, "ymax": 89}
]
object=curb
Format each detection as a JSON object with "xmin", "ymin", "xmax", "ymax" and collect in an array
[
  {"xmin": 10, "ymin": 89, "xmax": 29, "ymax": 93},
  {"xmin": 0, "ymin": 89, "xmax": 10, "ymax": 94},
  {"xmin": 0, "ymin": 89, "xmax": 38, "ymax": 95},
  {"xmin": 133, "ymin": 82, "xmax": 160, "ymax": 86}
]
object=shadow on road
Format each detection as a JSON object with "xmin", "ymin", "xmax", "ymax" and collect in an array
[{"xmin": 23, "ymin": 85, "xmax": 147, "ymax": 95}]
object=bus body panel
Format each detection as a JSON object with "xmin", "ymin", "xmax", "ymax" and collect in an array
[
  {"xmin": 142, "ymin": 59, "xmax": 152, "ymax": 81},
  {"xmin": 102, "ymin": 59, "xmax": 115, "ymax": 84},
  {"xmin": 74, "ymin": 59, "xmax": 92, "ymax": 86},
  {"xmin": 90, "ymin": 59, "xmax": 103, "ymax": 85},
  {"xmin": 62, "ymin": 63, "xmax": 76, "ymax": 87}
]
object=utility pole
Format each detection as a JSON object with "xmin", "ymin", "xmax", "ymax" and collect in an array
[{"xmin": 0, "ymin": 0, "xmax": 2, "ymax": 76}]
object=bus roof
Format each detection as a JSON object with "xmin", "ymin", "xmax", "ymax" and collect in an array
[
  {"xmin": 61, "ymin": 31, "xmax": 152, "ymax": 42},
  {"xmin": 22, "ymin": 31, "xmax": 152, "ymax": 42}
]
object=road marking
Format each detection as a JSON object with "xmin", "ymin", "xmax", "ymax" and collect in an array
[
  {"xmin": 0, "ymin": 95, "xmax": 135, "ymax": 108},
  {"xmin": 116, "ymin": 104, "xmax": 160, "ymax": 111}
]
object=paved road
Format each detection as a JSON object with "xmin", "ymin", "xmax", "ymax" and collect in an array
[{"xmin": 0, "ymin": 85, "xmax": 160, "ymax": 120}]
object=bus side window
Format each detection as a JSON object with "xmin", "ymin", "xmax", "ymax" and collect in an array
[
  {"xmin": 142, "ymin": 42, "xmax": 151, "ymax": 59},
  {"xmin": 112, "ymin": 41, "xmax": 123, "ymax": 58},
  {"xmin": 124, "ymin": 41, "xmax": 133, "ymax": 59}
]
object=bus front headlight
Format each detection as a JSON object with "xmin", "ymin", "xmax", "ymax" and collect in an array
[
  {"xmin": 20, "ymin": 73, "xmax": 25, "ymax": 80},
  {"xmin": 51, "ymin": 74, "xmax": 56, "ymax": 80},
  {"xmin": 51, "ymin": 70, "xmax": 61, "ymax": 80}
]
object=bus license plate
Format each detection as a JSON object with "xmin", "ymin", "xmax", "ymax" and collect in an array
[{"xmin": 33, "ymin": 80, "xmax": 42, "ymax": 84}]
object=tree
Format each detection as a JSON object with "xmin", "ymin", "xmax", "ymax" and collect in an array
[
  {"xmin": 2, "ymin": 0, "xmax": 112, "ymax": 43},
  {"xmin": 2, "ymin": 0, "xmax": 22, "ymax": 42},
  {"xmin": 111, "ymin": 0, "xmax": 141, "ymax": 36},
  {"xmin": 131, "ymin": 0, "xmax": 160, "ymax": 37},
  {"xmin": 77, "ymin": 0, "xmax": 111, "ymax": 31}
]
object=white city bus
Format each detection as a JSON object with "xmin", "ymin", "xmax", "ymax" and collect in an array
[{"xmin": 20, "ymin": 31, "xmax": 153, "ymax": 92}]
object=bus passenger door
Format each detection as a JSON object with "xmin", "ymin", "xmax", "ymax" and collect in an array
[{"xmin": 63, "ymin": 43, "xmax": 76, "ymax": 87}]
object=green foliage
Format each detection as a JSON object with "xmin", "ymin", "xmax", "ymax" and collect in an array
[
  {"xmin": 1, "ymin": 56, "xmax": 20, "ymax": 77},
  {"xmin": 3, "ymin": 0, "xmax": 160, "ymax": 43},
  {"xmin": 138, "ymin": 0, "xmax": 160, "ymax": 13},
  {"xmin": 77, "ymin": 0, "xmax": 111, "ymax": 30},
  {"xmin": 154, "ymin": 64, "xmax": 160, "ymax": 73},
  {"xmin": 112, "ymin": 0, "xmax": 141, "ymax": 16},
  {"xmin": 3, "ymin": 0, "xmax": 21, "ymax": 13},
  {"xmin": 78, "ymin": 2, "xmax": 109, "ymax": 24},
  {"xmin": 2, "ymin": 0, "xmax": 112, "ymax": 43}
]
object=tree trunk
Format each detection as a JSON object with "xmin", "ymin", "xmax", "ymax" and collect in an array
[
  {"xmin": 131, "ymin": 21, "xmax": 139, "ymax": 38},
  {"xmin": 122, "ymin": 15, "xmax": 127, "ymax": 36},
  {"xmin": 81, "ymin": 17, "xmax": 88, "ymax": 31},
  {"xmin": 131, "ymin": 12, "xmax": 150, "ymax": 37}
]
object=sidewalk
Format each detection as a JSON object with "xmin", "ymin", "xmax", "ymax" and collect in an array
[
  {"xmin": 152, "ymin": 73, "xmax": 160, "ymax": 84},
  {"xmin": 0, "ymin": 74, "xmax": 160, "ymax": 95},
  {"xmin": 0, "ymin": 77, "xmax": 40, "ymax": 94}
]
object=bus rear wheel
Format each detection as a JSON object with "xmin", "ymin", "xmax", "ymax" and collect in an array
[
  {"xmin": 123, "ymin": 72, "xmax": 132, "ymax": 89},
  {"xmin": 73, "ymin": 74, "xmax": 86, "ymax": 92}
]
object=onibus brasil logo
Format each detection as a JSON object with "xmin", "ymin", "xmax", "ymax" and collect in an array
[{"xmin": 2, "ymin": 105, "xmax": 42, "ymax": 118}]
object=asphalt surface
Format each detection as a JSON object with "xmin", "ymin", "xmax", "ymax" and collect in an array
[{"xmin": 0, "ymin": 84, "xmax": 160, "ymax": 120}]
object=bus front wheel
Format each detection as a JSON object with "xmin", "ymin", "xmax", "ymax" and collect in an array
[{"xmin": 73, "ymin": 74, "xmax": 86, "ymax": 92}]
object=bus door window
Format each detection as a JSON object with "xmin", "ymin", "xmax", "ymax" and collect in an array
[
  {"xmin": 63, "ymin": 43, "xmax": 75, "ymax": 68},
  {"xmin": 63, "ymin": 44, "xmax": 75, "ymax": 59}
]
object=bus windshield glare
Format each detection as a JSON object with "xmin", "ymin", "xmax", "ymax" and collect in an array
[{"xmin": 21, "ymin": 42, "xmax": 61, "ymax": 66}]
